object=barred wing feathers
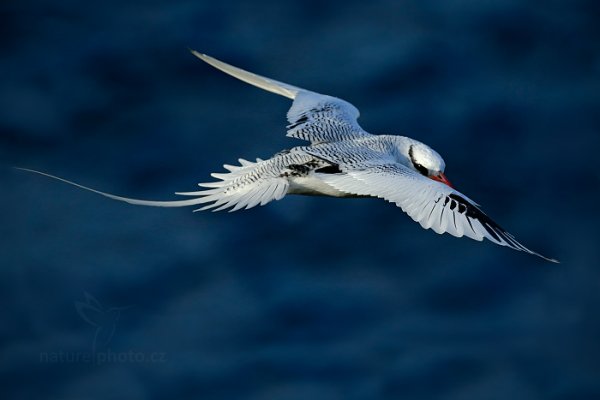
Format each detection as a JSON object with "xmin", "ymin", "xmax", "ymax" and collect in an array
[{"xmin": 191, "ymin": 51, "xmax": 370, "ymax": 144}]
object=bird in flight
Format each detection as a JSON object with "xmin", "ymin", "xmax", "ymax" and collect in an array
[{"xmin": 19, "ymin": 50, "xmax": 557, "ymax": 262}]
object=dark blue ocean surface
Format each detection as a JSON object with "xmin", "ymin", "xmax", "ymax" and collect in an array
[{"xmin": 2, "ymin": 1, "xmax": 599, "ymax": 399}]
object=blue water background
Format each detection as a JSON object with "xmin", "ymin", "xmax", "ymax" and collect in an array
[{"xmin": 2, "ymin": 1, "xmax": 599, "ymax": 399}]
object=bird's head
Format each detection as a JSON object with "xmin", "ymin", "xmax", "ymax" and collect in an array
[{"xmin": 406, "ymin": 141, "xmax": 453, "ymax": 188}]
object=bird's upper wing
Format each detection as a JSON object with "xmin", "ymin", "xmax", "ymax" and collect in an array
[
  {"xmin": 191, "ymin": 51, "xmax": 370, "ymax": 144},
  {"xmin": 305, "ymin": 145, "xmax": 557, "ymax": 262}
]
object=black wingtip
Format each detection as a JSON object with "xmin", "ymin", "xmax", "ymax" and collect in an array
[
  {"xmin": 447, "ymin": 194, "xmax": 559, "ymax": 264},
  {"xmin": 537, "ymin": 254, "xmax": 560, "ymax": 264}
]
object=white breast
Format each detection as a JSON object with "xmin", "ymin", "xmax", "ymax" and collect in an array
[{"xmin": 287, "ymin": 174, "xmax": 358, "ymax": 197}]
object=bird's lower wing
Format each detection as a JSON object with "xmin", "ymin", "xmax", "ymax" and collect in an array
[{"xmin": 319, "ymin": 163, "xmax": 558, "ymax": 263}]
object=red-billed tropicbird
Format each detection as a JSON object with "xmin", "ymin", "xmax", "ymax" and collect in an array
[{"xmin": 19, "ymin": 50, "xmax": 558, "ymax": 262}]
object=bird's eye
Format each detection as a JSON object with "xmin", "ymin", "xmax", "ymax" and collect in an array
[{"xmin": 414, "ymin": 163, "xmax": 429, "ymax": 176}]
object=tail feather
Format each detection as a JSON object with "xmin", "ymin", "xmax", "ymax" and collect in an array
[{"xmin": 14, "ymin": 168, "xmax": 206, "ymax": 208}]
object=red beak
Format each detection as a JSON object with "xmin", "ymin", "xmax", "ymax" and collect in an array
[{"xmin": 430, "ymin": 172, "xmax": 454, "ymax": 188}]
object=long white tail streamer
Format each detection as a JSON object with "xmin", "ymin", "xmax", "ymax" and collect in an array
[{"xmin": 16, "ymin": 168, "xmax": 206, "ymax": 208}]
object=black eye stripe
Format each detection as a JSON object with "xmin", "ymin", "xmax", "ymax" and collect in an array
[
  {"xmin": 414, "ymin": 163, "xmax": 429, "ymax": 176},
  {"xmin": 409, "ymin": 145, "xmax": 429, "ymax": 176},
  {"xmin": 408, "ymin": 145, "xmax": 415, "ymax": 161}
]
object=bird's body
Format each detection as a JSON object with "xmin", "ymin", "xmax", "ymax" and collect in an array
[{"xmin": 19, "ymin": 51, "xmax": 557, "ymax": 262}]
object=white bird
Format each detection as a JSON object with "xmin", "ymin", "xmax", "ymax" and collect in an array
[{"xmin": 19, "ymin": 50, "xmax": 558, "ymax": 263}]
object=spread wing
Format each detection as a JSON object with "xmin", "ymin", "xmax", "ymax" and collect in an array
[
  {"xmin": 191, "ymin": 51, "xmax": 370, "ymax": 144},
  {"xmin": 304, "ymin": 150, "xmax": 557, "ymax": 262},
  {"xmin": 16, "ymin": 155, "xmax": 298, "ymax": 213},
  {"xmin": 15, "ymin": 161, "xmax": 286, "ymax": 213}
]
